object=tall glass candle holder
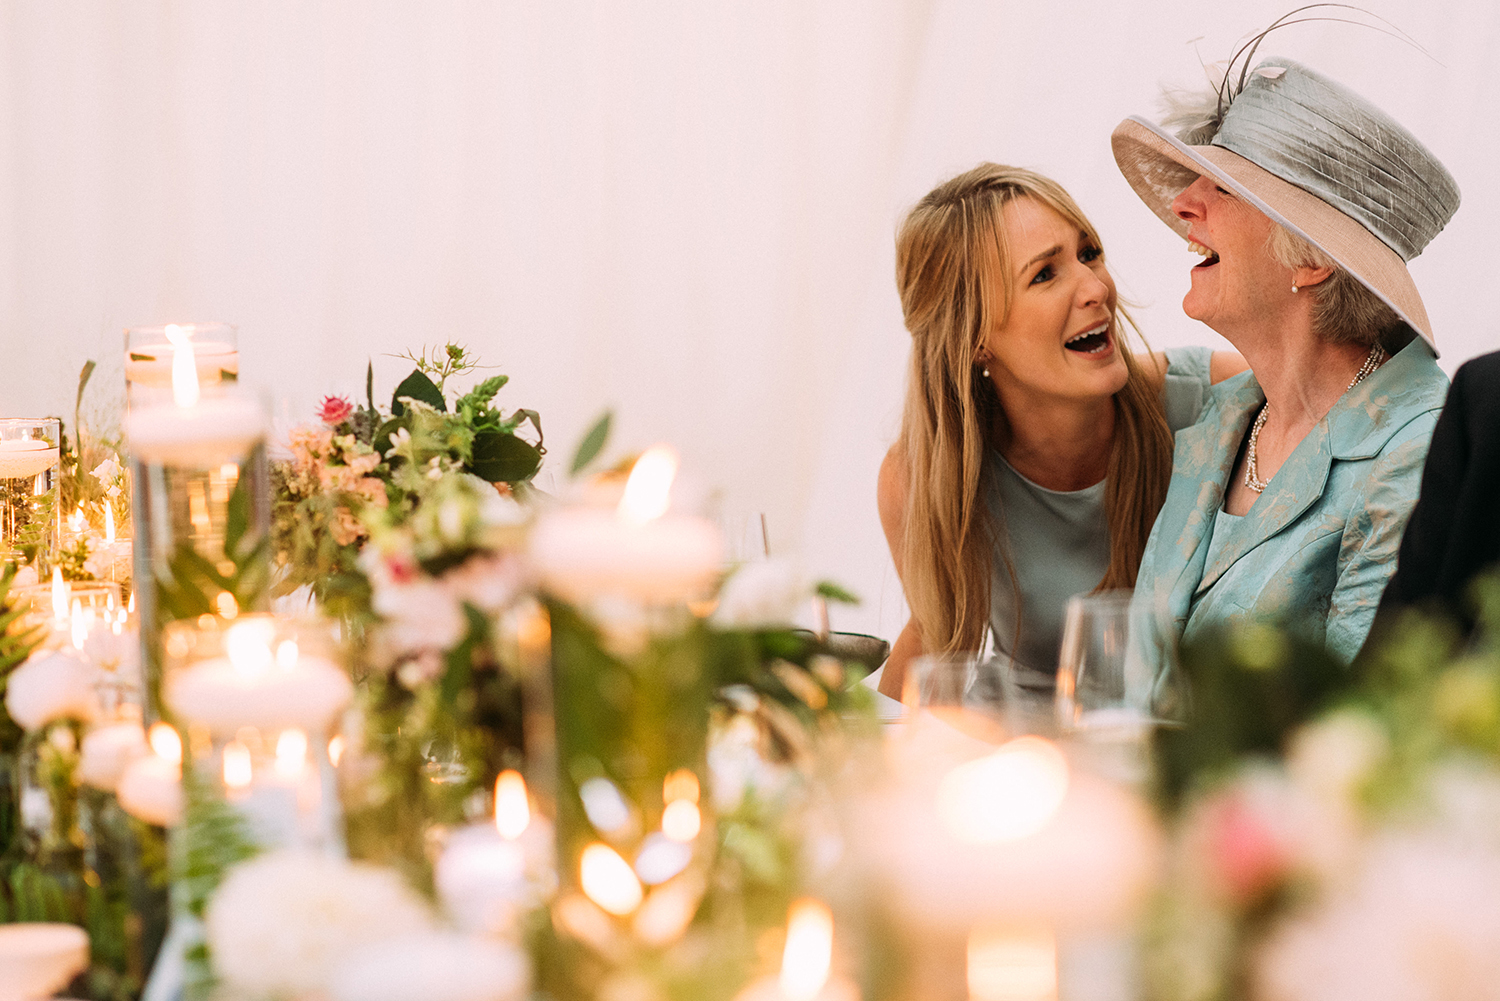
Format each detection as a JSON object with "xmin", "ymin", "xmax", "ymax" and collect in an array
[
  {"xmin": 161, "ymin": 613, "xmax": 351, "ymax": 852},
  {"xmin": 124, "ymin": 322, "xmax": 238, "ymax": 406},
  {"xmin": 126, "ymin": 375, "xmax": 270, "ymax": 723},
  {"xmin": 0, "ymin": 418, "xmax": 62, "ymax": 577},
  {"xmin": 528, "ymin": 446, "xmax": 724, "ymax": 996}
]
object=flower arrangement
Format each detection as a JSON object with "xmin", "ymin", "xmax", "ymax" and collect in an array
[
  {"xmin": 1145, "ymin": 576, "xmax": 1500, "ymax": 1001},
  {"xmin": 272, "ymin": 344, "xmax": 544, "ymax": 619}
]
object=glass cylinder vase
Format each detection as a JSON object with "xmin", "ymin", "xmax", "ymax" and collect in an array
[
  {"xmin": 0, "ymin": 417, "xmax": 62, "ymax": 578},
  {"xmin": 126, "ymin": 383, "xmax": 271, "ymax": 722}
]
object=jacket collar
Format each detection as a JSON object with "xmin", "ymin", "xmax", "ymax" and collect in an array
[{"xmin": 1173, "ymin": 338, "xmax": 1444, "ymax": 599}]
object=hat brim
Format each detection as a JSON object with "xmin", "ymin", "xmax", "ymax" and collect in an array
[{"xmin": 1111, "ymin": 115, "xmax": 1436, "ymax": 353}]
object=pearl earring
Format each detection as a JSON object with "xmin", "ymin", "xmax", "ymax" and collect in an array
[
  {"xmin": 1291, "ymin": 284, "xmax": 1299, "ymax": 293},
  {"xmin": 982, "ymin": 366, "xmax": 990, "ymax": 378}
]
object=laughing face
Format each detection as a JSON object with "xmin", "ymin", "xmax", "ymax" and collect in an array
[
  {"xmin": 1170, "ymin": 175, "xmax": 1288, "ymax": 334},
  {"xmin": 981, "ymin": 197, "xmax": 1128, "ymax": 408}
]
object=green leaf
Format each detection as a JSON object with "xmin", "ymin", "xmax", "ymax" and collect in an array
[
  {"xmin": 128, "ymin": 353, "xmax": 155, "ymax": 362},
  {"xmin": 366, "ymin": 360, "xmax": 376, "ymax": 413},
  {"xmin": 457, "ymin": 375, "xmax": 509, "ymax": 412},
  {"xmin": 815, "ymin": 581, "xmax": 860, "ymax": 605},
  {"xmin": 570, "ymin": 410, "xmax": 612, "ymax": 477},
  {"xmin": 390, "ymin": 369, "xmax": 446, "ymax": 417},
  {"xmin": 469, "ymin": 432, "xmax": 541, "ymax": 483}
]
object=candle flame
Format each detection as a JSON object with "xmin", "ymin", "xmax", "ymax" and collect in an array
[
  {"xmin": 663, "ymin": 769, "xmax": 699, "ymax": 804},
  {"xmin": 494, "ymin": 769, "xmax": 531, "ymax": 840},
  {"xmin": 225, "ymin": 619, "xmax": 276, "ymax": 679},
  {"xmin": 70, "ymin": 598, "xmax": 88, "ymax": 650},
  {"xmin": 104, "ymin": 500, "xmax": 116, "ymax": 543},
  {"xmin": 68, "ymin": 507, "xmax": 85, "ymax": 533},
  {"xmin": 618, "ymin": 445, "xmax": 678, "ymax": 525},
  {"xmin": 148, "ymin": 723, "xmax": 183, "ymax": 765},
  {"xmin": 328, "ymin": 735, "xmax": 346, "ymax": 767},
  {"xmin": 165, "ymin": 324, "xmax": 201, "ymax": 408},
  {"xmin": 580, "ymin": 843, "xmax": 644, "ymax": 916},
  {"xmin": 223, "ymin": 740, "xmax": 253, "ymax": 789},
  {"xmin": 936, "ymin": 736, "xmax": 1069, "ymax": 845},
  {"xmin": 780, "ymin": 899, "xmax": 835, "ymax": 1001},
  {"xmin": 967, "ymin": 925, "xmax": 1058, "ymax": 1001},
  {"xmin": 275, "ymin": 729, "xmax": 308, "ymax": 779},
  {"xmin": 661, "ymin": 800, "xmax": 701, "ymax": 842},
  {"xmin": 50, "ymin": 568, "xmax": 68, "ymax": 621}
]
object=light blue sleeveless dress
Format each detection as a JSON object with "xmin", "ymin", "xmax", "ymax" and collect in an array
[{"xmin": 988, "ymin": 347, "xmax": 1214, "ymax": 689}]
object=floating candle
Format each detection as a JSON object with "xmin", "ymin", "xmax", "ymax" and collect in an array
[
  {"xmin": 117, "ymin": 725, "xmax": 184, "ymax": 827},
  {"xmin": 528, "ymin": 445, "xmax": 722, "ymax": 604},
  {"xmin": 0, "ymin": 438, "xmax": 59, "ymax": 480},
  {"xmin": 436, "ymin": 771, "xmax": 555, "ymax": 935},
  {"xmin": 125, "ymin": 331, "xmax": 264, "ymax": 467},
  {"xmin": 124, "ymin": 322, "xmax": 238, "ymax": 390},
  {"xmin": 165, "ymin": 618, "xmax": 353, "ymax": 735}
]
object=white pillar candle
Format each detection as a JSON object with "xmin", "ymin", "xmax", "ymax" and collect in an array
[
  {"xmin": 436, "ymin": 771, "xmax": 555, "ymax": 936},
  {"xmin": 528, "ymin": 445, "xmax": 722, "ymax": 604},
  {"xmin": 165, "ymin": 621, "xmax": 352, "ymax": 736}
]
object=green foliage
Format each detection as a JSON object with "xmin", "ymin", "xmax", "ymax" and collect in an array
[
  {"xmin": 1153, "ymin": 622, "xmax": 1351, "ymax": 812},
  {"xmin": 570, "ymin": 410, "xmax": 613, "ymax": 477},
  {"xmin": 174, "ymin": 772, "xmax": 260, "ymax": 1001}
]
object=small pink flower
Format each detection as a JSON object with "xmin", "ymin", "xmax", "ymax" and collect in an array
[
  {"xmin": 330, "ymin": 506, "xmax": 366, "ymax": 547},
  {"xmin": 1202, "ymin": 791, "xmax": 1291, "ymax": 907},
  {"xmin": 318, "ymin": 395, "xmax": 354, "ymax": 425}
]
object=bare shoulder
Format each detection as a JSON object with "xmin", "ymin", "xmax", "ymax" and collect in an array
[
  {"xmin": 1209, "ymin": 351, "xmax": 1249, "ymax": 384},
  {"xmin": 877, "ymin": 444, "xmax": 909, "ymax": 533}
]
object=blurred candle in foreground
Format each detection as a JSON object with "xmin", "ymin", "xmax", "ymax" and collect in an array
[
  {"xmin": 733, "ymin": 898, "xmax": 859, "ymax": 1001},
  {"xmin": 967, "ymin": 925, "xmax": 1057, "ymax": 1001},
  {"xmin": 495, "ymin": 770, "xmax": 530, "ymax": 840},
  {"xmin": 580, "ymin": 843, "xmax": 643, "ymax": 916}
]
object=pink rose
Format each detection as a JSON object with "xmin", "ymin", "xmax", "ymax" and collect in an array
[
  {"xmin": 1201, "ymin": 789, "xmax": 1292, "ymax": 907},
  {"xmin": 319, "ymin": 395, "xmax": 354, "ymax": 425}
]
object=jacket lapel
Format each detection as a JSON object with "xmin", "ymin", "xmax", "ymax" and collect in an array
[
  {"xmin": 1191, "ymin": 337, "xmax": 1445, "ymax": 598},
  {"xmin": 1156, "ymin": 375, "xmax": 1261, "ymax": 614}
]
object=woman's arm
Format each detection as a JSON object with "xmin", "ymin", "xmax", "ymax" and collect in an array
[
  {"xmin": 877, "ymin": 445, "xmax": 921, "ymax": 699},
  {"xmin": 1146, "ymin": 349, "xmax": 1248, "ymax": 385}
]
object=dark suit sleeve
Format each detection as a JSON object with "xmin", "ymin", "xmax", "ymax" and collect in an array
[{"xmin": 1374, "ymin": 351, "xmax": 1500, "ymax": 627}]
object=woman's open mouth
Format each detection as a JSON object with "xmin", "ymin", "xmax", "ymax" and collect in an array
[
  {"xmin": 1064, "ymin": 323, "xmax": 1111, "ymax": 354},
  {"xmin": 1188, "ymin": 240, "xmax": 1220, "ymax": 269}
]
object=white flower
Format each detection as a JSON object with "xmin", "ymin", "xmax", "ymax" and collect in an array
[
  {"xmin": 361, "ymin": 548, "xmax": 467, "ymax": 655},
  {"xmin": 5, "ymin": 650, "xmax": 101, "ymax": 731},
  {"xmin": 1255, "ymin": 832, "xmax": 1500, "ymax": 1001},
  {"xmin": 712, "ymin": 558, "xmax": 810, "ymax": 629},
  {"xmin": 77, "ymin": 722, "xmax": 149, "ymax": 791},
  {"xmin": 329, "ymin": 932, "xmax": 529, "ymax": 1001},
  {"xmin": 1287, "ymin": 709, "xmax": 1388, "ymax": 807},
  {"xmin": 443, "ymin": 553, "xmax": 523, "ymax": 614},
  {"xmin": 708, "ymin": 712, "xmax": 790, "ymax": 812},
  {"xmin": 83, "ymin": 626, "xmax": 140, "ymax": 683},
  {"xmin": 207, "ymin": 851, "xmax": 435, "ymax": 999},
  {"xmin": 91, "ymin": 456, "xmax": 121, "ymax": 482}
]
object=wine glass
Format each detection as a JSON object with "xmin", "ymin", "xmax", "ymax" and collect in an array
[{"xmin": 1055, "ymin": 589, "xmax": 1186, "ymax": 736}]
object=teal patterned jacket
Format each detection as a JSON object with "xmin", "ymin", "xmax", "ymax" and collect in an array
[{"xmin": 1134, "ymin": 337, "xmax": 1448, "ymax": 663}]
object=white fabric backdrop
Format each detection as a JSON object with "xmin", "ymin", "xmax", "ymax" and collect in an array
[{"xmin": 1, "ymin": 0, "xmax": 1495, "ymax": 643}]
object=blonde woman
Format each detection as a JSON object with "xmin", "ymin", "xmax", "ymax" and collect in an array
[{"xmin": 877, "ymin": 164, "xmax": 1244, "ymax": 698}]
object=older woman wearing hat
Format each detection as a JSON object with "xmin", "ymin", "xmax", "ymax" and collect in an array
[{"xmin": 1112, "ymin": 57, "xmax": 1459, "ymax": 661}]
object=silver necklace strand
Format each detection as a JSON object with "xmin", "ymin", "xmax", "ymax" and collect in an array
[{"xmin": 1244, "ymin": 343, "xmax": 1388, "ymax": 494}]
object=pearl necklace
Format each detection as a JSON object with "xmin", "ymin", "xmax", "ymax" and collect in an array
[{"xmin": 1244, "ymin": 343, "xmax": 1388, "ymax": 494}]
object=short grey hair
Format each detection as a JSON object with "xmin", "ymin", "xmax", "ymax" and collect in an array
[{"xmin": 1264, "ymin": 225, "xmax": 1406, "ymax": 349}]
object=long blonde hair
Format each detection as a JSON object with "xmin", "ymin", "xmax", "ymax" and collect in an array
[{"xmin": 894, "ymin": 163, "xmax": 1174, "ymax": 656}]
